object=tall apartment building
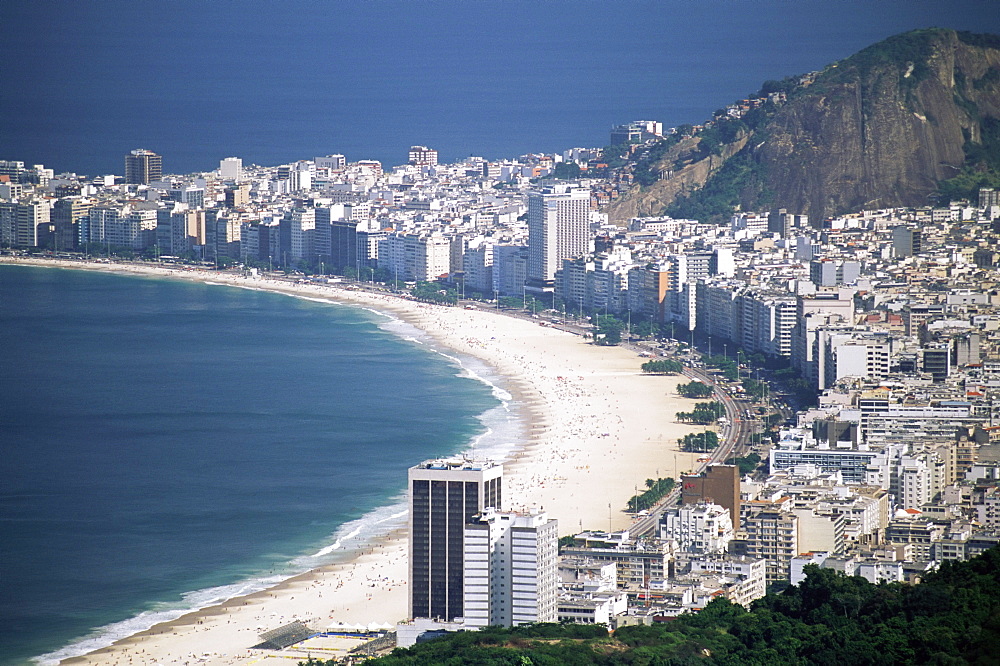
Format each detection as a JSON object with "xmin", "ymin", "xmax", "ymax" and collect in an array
[
  {"xmin": 288, "ymin": 207, "xmax": 316, "ymax": 262},
  {"xmin": 555, "ymin": 251, "xmax": 631, "ymax": 315},
  {"xmin": 979, "ymin": 187, "xmax": 1000, "ymax": 209},
  {"xmin": 51, "ymin": 197, "xmax": 93, "ymax": 251},
  {"xmin": 379, "ymin": 232, "xmax": 452, "ymax": 282},
  {"xmin": 892, "ymin": 225, "xmax": 922, "ymax": 257},
  {"xmin": 560, "ymin": 538, "xmax": 673, "ymax": 586},
  {"xmin": 316, "ymin": 154, "xmax": 346, "ymax": 171},
  {"xmin": 408, "ymin": 458, "xmax": 503, "ymax": 622},
  {"xmin": 219, "ymin": 157, "xmax": 243, "ymax": 181},
  {"xmin": 526, "ymin": 185, "xmax": 590, "ymax": 293},
  {"xmin": 124, "ymin": 149, "xmax": 162, "ymax": 185},
  {"xmin": 809, "ymin": 259, "xmax": 861, "ymax": 287},
  {"xmin": 0, "ymin": 160, "xmax": 28, "ymax": 184},
  {"xmin": 768, "ymin": 208, "xmax": 808, "ymax": 237},
  {"xmin": 659, "ymin": 502, "xmax": 734, "ymax": 554},
  {"xmin": 681, "ymin": 464, "xmax": 741, "ymax": 530},
  {"xmin": 462, "ymin": 241, "xmax": 494, "ymax": 295},
  {"xmin": 739, "ymin": 509, "xmax": 800, "ymax": 583},
  {"xmin": 822, "ymin": 331, "xmax": 892, "ymax": 389},
  {"xmin": 463, "ymin": 509, "xmax": 558, "ymax": 629},
  {"xmin": 493, "ymin": 244, "xmax": 529, "ymax": 297},
  {"xmin": 156, "ymin": 205, "xmax": 205, "ymax": 254},
  {"xmin": 225, "ymin": 183, "xmax": 250, "ymax": 208},
  {"xmin": 626, "ymin": 263, "xmax": 670, "ymax": 323},
  {"xmin": 0, "ymin": 200, "xmax": 50, "ymax": 248},
  {"xmin": 408, "ymin": 146, "xmax": 439, "ymax": 167}
]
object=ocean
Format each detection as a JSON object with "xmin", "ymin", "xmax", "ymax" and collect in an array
[
  {"xmin": 4, "ymin": 1, "xmax": 1000, "ymax": 176},
  {"xmin": 0, "ymin": 264, "xmax": 521, "ymax": 666}
]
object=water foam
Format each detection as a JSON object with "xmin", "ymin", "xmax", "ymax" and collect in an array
[
  {"xmin": 34, "ymin": 496, "xmax": 413, "ymax": 665},
  {"xmin": 33, "ymin": 575, "xmax": 286, "ymax": 665}
]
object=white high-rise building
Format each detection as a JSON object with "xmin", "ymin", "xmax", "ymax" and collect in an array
[
  {"xmin": 526, "ymin": 185, "xmax": 591, "ymax": 293},
  {"xmin": 219, "ymin": 157, "xmax": 243, "ymax": 181},
  {"xmin": 289, "ymin": 207, "xmax": 315, "ymax": 261},
  {"xmin": 463, "ymin": 508, "xmax": 558, "ymax": 630},
  {"xmin": 316, "ymin": 154, "xmax": 346, "ymax": 171},
  {"xmin": 408, "ymin": 146, "xmax": 439, "ymax": 166},
  {"xmin": 659, "ymin": 502, "xmax": 734, "ymax": 554},
  {"xmin": 408, "ymin": 458, "xmax": 503, "ymax": 622}
]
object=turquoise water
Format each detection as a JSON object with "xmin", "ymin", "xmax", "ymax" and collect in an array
[{"xmin": 0, "ymin": 264, "xmax": 519, "ymax": 665}]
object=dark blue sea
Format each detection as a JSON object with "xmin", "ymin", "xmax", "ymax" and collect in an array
[
  {"xmin": 0, "ymin": 264, "xmax": 519, "ymax": 665},
  {"xmin": 4, "ymin": 1, "xmax": 1000, "ymax": 176}
]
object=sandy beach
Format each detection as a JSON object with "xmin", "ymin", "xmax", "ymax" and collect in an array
[{"xmin": 3, "ymin": 257, "xmax": 704, "ymax": 666}]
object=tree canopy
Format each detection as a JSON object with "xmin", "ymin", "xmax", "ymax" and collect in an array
[{"xmin": 362, "ymin": 545, "xmax": 1000, "ymax": 665}]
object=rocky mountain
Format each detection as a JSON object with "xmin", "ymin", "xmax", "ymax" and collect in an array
[{"xmin": 607, "ymin": 28, "xmax": 1000, "ymax": 224}]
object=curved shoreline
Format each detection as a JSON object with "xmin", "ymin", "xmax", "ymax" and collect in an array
[{"xmin": 2, "ymin": 257, "xmax": 704, "ymax": 666}]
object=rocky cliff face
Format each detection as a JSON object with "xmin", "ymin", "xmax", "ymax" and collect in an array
[
  {"xmin": 612, "ymin": 29, "xmax": 1000, "ymax": 224},
  {"xmin": 757, "ymin": 29, "xmax": 1000, "ymax": 221},
  {"xmin": 607, "ymin": 135, "xmax": 747, "ymax": 223}
]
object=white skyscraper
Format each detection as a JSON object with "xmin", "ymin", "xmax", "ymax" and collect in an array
[
  {"xmin": 463, "ymin": 508, "xmax": 558, "ymax": 629},
  {"xmin": 526, "ymin": 185, "xmax": 591, "ymax": 293},
  {"xmin": 219, "ymin": 157, "xmax": 243, "ymax": 181}
]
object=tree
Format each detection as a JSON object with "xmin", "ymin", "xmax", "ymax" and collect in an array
[
  {"xmin": 641, "ymin": 359, "xmax": 683, "ymax": 374},
  {"xmin": 595, "ymin": 315, "xmax": 623, "ymax": 345},
  {"xmin": 411, "ymin": 281, "xmax": 458, "ymax": 305},
  {"xmin": 677, "ymin": 381, "xmax": 713, "ymax": 398},
  {"xmin": 679, "ymin": 431, "xmax": 719, "ymax": 451},
  {"xmin": 632, "ymin": 320, "xmax": 656, "ymax": 339},
  {"xmin": 552, "ymin": 161, "xmax": 582, "ymax": 179}
]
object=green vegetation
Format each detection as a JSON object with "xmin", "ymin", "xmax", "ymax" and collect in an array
[
  {"xmin": 364, "ymin": 545, "xmax": 1000, "ymax": 665},
  {"xmin": 677, "ymin": 381, "xmax": 714, "ymax": 398},
  {"xmin": 630, "ymin": 319, "xmax": 657, "ymax": 339},
  {"xmin": 956, "ymin": 30, "xmax": 1000, "ymax": 50},
  {"xmin": 594, "ymin": 315, "xmax": 623, "ymax": 345},
  {"xmin": 727, "ymin": 452, "xmax": 761, "ymax": 476},
  {"xmin": 704, "ymin": 353, "xmax": 739, "ymax": 381},
  {"xmin": 551, "ymin": 161, "xmax": 582, "ymax": 179},
  {"xmin": 938, "ymin": 116, "xmax": 1000, "ymax": 202},
  {"xmin": 679, "ymin": 430, "xmax": 719, "ymax": 452},
  {"xmin": 821, "ymin": 28, "xmax": 941, "ymax": 88},
  {"xmin": 676, "ymin": 401, "xmax": 725, "ymax": 424},
  {"xmin": 665, "ymin": 150, "xmax": 772, "ymax": 224},
  {"xmin": 599, "ymin": 143, "xmax": 631, "ymax": 170},
  {"xmin": 626, "ymin": 477, "xmax": 675, "ymax": 513},
  {"xmin": 759, "ymin": 76, "xmax": 800, "ymax": 98},
  {"xmin": 687, "ymin": 117, "xmax": 747, "ymax": 162},
  {"xmin": 410, "ymin": 281, "xmax": 458, "ymax": 305},
  {"xmin": 558, "ymin": 534, "xmax": 578, "ymax": 550},
  {"xmin": 640, "ymin": 358, "xmax": 683, "ymax": 374},
  {"xmin": 631, "ymin": 135, "xmax": 680, "ymax": 186},
  {"xmin": 742, "ymin": 377, "xmax": 767, "ymax": 400}
]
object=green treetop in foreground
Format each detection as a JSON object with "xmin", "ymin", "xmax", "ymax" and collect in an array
[{"xmin": 338, "ymin": 545, "xmax": 1000, "ymax": 665}]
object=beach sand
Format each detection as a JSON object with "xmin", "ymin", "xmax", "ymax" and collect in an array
[{"xmin": 2, "ymin": 258, "xmax": 703, "ymax": 666}]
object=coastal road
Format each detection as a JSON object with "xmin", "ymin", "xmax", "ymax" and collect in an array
[{"xmin": 626, "ymin": 365, "xmax": 756, "ymax": 538}]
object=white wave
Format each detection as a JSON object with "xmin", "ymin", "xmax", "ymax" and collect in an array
[
  {"xmin": 296, "ymin": 499, "xmax": 409, "ymax": 565},
  {"xmin": 36, "ymin": 496, "xmax": 413, "ymax": 665},
  {"xmin": 32, "ymin": 575, "xmax": 286, "ymax": 666},
  {"xmin": 311, "ymin": 523, "xmax": 364, "ymax": 557}
]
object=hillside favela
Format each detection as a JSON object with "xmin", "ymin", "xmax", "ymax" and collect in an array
[{"xmin": 6, "ymin": 27, "xmax": 1000, "ymax": 666}]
